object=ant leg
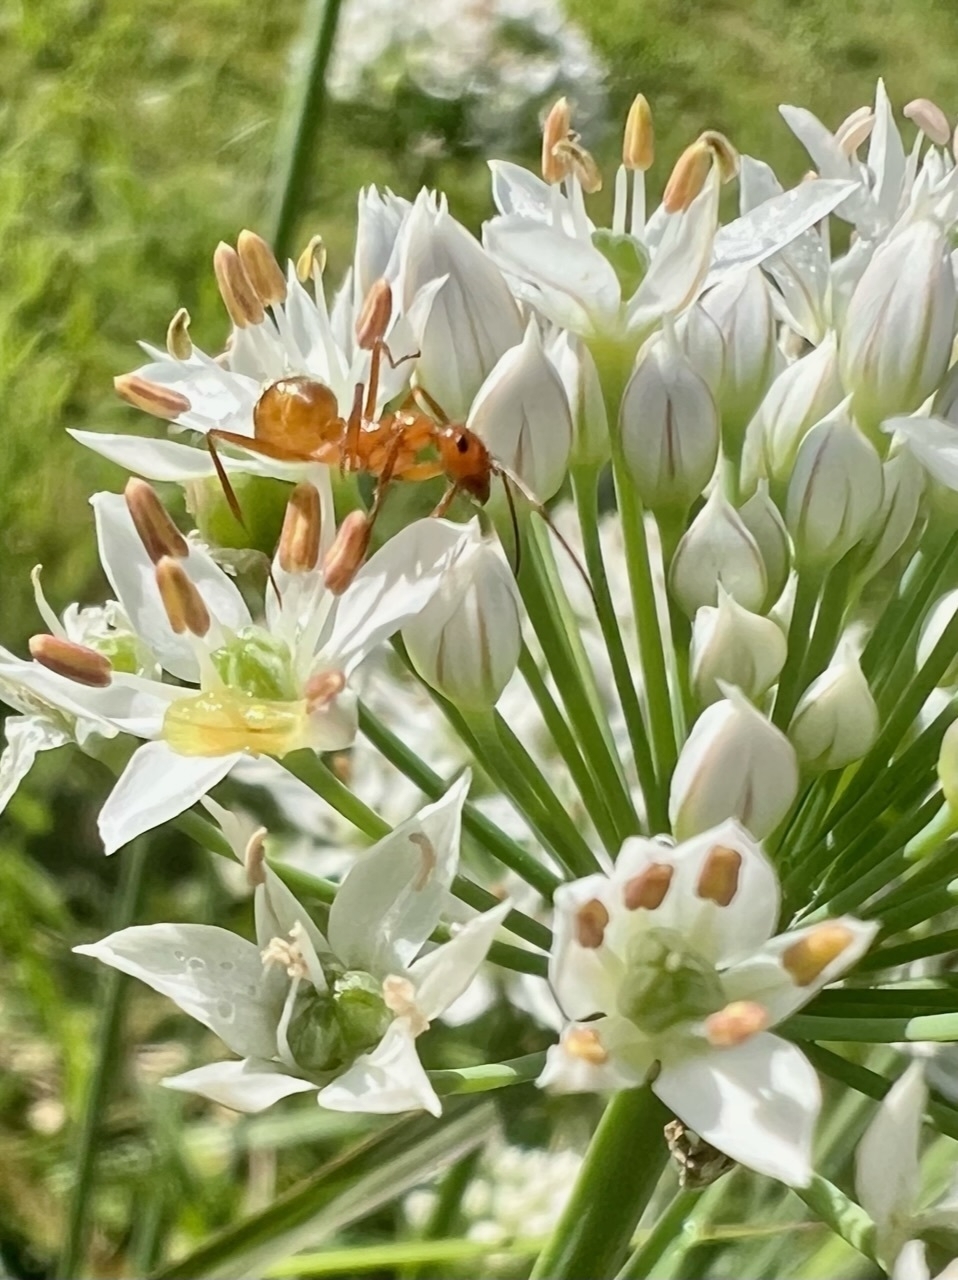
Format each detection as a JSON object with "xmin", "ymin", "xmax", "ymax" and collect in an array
[
  {"xmin": 501, "ymin": 472, "xmax": 522, "ymax": 578},
  {"xmin": 363, "ymin": 338, "xmax": 383, "ymax": 420},
  {"xmin": 364, "ymin": 422, "xmax": 409, "ymax": 534},
  {"xmin": 430, "ymin": 482, "xmax": 460, "ymax": 519},
  {"xmin": 207, "ymin": 431, "xmax": 246, "ymax": 528},
  {"xmin": 411, "ymin": 384, "xmax": 451, "ymax": 425},
  {"xmin": 381, "ymin": 340, "xmax": 421, "ymax": 370},
  {"xmin": 344, "ymin": 382, "xmax": 364, "ymax": 474}
]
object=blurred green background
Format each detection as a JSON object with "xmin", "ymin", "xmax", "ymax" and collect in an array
[{"xmin": 4, "ymin": 0, "xmax": 958, "ymax": 1274}]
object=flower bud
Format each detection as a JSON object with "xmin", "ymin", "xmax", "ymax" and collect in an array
[
  {"xmin": 674, "ymin": 304, "xmax": 724, "ymax": 396},
  {"xmin": 788, "ymin": 650, "xmax": 879, "ymax": 772},
  {"xmin": 785, "ymin": 403, "xmax": 884, "ymax": 572},
  {"xmin": 619, "ymin": 333, "xmax": 720, "ymax": 514},
  {"xmin": 28, "ymin": 634, "xmax": 113, "ymax": 687},
  {"xmin": 858, "ymin": 448, "xmax": 925, "ymax": 582},
  {"xmin": 700, "ymin": 268, "xmax": 779, "ymax": 447},
  {"xmin": 690, "ymin": 588, "xmax": 787, "ymax": 707},
  {"xmin": 546, "ymin": 329, "xmax": 609, "ymax": 468},
  {"xmin": 750, "ymin": 333, "xmax": 844, "ymax": 490},
  {"xmin": 323, "ymin": 512, "xmax": 371, "ymax": 595},
  {"xmin": 738, "ymin": 482, "xmax": 791, "ymax": 610},
  {"xmin": 669, "ymin": 685, "xmax": 799, "ymax": 839},
  {"xmin": 918, "ymin": 590, "xmax": 958, "ymax": 686},
  {"xmin": 402, "ymin": 536, "xmax": 521, "ymax": 708},
  {"xmin": 839, "ymin": 219, "xmax": 957, "ymax": 433},
  {"xmin": 669, "ymin": 488, "xmax": 767, "ymax": 618},
  {"xmin": 466, "ymin": 319, "xmax": 572, "ymax": 501}
]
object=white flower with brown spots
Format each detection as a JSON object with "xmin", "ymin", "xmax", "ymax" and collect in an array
[{"xmin": 538, "ymin": 820, "xmax": 877, "ymax": 1186}]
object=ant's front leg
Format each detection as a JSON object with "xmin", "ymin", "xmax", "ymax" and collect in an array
[
  {"xmin": 430, "ymin": 482, "xmax": 460, "ymax": 519},
  {"xmin": 344, "ymin": 382, "xmax": 364, "ymax": 475}
]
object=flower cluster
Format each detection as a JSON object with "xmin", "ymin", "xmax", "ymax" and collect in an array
[{"xmin": 10, "ymin": 78, "xmax": 958, "ymax": 1264}]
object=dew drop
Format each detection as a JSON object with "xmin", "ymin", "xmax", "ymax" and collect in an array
[
  {"xmin": 187, "ymin": 957, "xmax": 206, "ymax": 971},
  {"xmin": 216, "ymin": 999, "xmax": 234, "ymax": 1022},
  {"xmin": 173, "ymin": 950, "xmax": 186, "ymax": 962},
  {"xmin": 219, "ymin": 960, "xmax": 235, "ymax": 972}
]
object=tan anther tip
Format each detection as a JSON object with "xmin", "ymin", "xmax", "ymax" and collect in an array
[
  {"xmin": 125, "ymin": 478, "xmax": 188, "ymax": 563},
  {"xmin": 322, "ymin": 511, "xmax": 371, "ymax": 595},
  {"xmin": 296, "ymin": 235, "xmax": 327, "ymax": 283},
  {"xmin": 213, "ymin": 241, "xmax": 266, "ymax": 328},
  {"xmin": 278, "ymin": 482, "xmax": 322, "ymax": 574},
  {"xmin": 355, "ymin": 278, "xmax": 393, "ymax": 351},
  {"xmin": 166, "ymin": 307, "xmax": 193, "ymax": 360},
  {"xmin": 623, "ymin": 93, "xmax": 654, "ymax": 171},
  {"xmin": 29, "ymin": 635, "xmax": 113, "ymax": 687},
  {"xmin": 114, "ymin": 373, "xmax": 191, "ymax": 421},
  {"xmin": 155, "ymin": 556, "xmax": 211, "ymax": 637},
  {"xmin": 542, "ymin": 96, "xmax": 572, "ymax": 184},
  {"xmin": 238, "ymin": 229, "xmax": 287, "ymax": 307},
  {"xmin": 783, "ymin": 923, "xmax": 856, "ymax": 986}
]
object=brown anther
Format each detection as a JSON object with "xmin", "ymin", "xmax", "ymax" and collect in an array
[
  {"xmin": 296, "ymin": 235, "xmax": 327, "ymax": 283},
  {"xmin": 835, "ymin": 106, "xmax": 876, "ymax": 156},
  {"xmin": 541, "ymin": 97, "xmax": 572, "ymax": 184},
  {"xmin": 244, "ymin": 827, "xmax": 269, "ymax": 888},
  {"xmin": 114, "ymin": 373, "xmax": 191, "ymax": 421},
  {"xmin": 238, "ymin": 229, "xmax": 288, "ymax": 307},
  {"xmin": 553, "ymin": 137, "xmax": 603, "ymax": 193},
  {"xmin": 623, "ymin": 863, "xmax": 673, "ymax": 910},
  {"xmin": 304, "ymin": 668, "xmax": 346, "ymax": 711},
  {"xmin": 565, "ymin": 1027, "xmax": 608, "ymax": 1065},
  {"xmin": 166, "ymin": 307, "xmax": 193, "ymax": 360},
  {"xmin": 29, "ymin": 634, "xmax": 112, "ymax": 687},
  {"xmin": 704, "ymin": 1000, "xmax": 769, "ymax": 1048},
  {"xmin": 125, "ymin": 478, "xmax": 188, "ymax": 563},
  {"xmin": 278, "ymin": 482, "xmax": 322, "ymax": 574},
  {"xmin": 574, "ymin": 897, "xmax": 610, "ymax": 949},
  {"xmin": 213, "ymin": 241, "xmax": 266, "ymax": 329},
  {"xmin": 904, "ymin": 98, "xmax": 952, "ymax": 148},
  {"xmin": 155, "ymin": 556, "xmax": 211, "ymax": 637},
  {"xmin": 695, "ymin": 845, "xmax": 742, "ymax": 907},
  {"xmin": 322, "ymin": 511, "xmax": 371, "ymax": 595},
  {"xmin": 782, "ymin": 923, "xmax": 856, "ymax": 986},
  {"xmin": 623, "ymin": 93, "xmax": 654, "ymax": 171},
  {"xmin": 662, "ymin": 139, "xmax": 713, "ymax": 214},
  {"xmin": 699, "ymin": 130, "xmax": 740, "ymax": 184},
  {"xmin": 355, "ymin": 277, "xmax": 393, "ymax": 350}
]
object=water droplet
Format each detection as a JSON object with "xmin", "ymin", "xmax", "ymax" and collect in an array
[
  {"xmin": 219, "ymin": 960, "xmax": 235, "ymax": 972},
  {"xmin": 187, "ymin": 957, "xmax": 206, "ymax": 971},
  {"xmin": 216, "ymin": 999, "xmax": 234, "ymax": 1021},
  {"xmin": 173, "ymin": 950, "xmax": 186, "ymax": 962}
]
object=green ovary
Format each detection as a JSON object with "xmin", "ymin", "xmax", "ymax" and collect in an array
[
  {"xmin": 617, "ymin": 928, "xmax": 725, "ymax": 1036},
  {"xmin": 287, "ymin": 971, "xmax": 392, "ymax": 1077}
]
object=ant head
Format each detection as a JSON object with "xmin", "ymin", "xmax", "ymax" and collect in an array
[{"xmin": 436, "ymin": 426, "xmax": 492, "ymax": 504}]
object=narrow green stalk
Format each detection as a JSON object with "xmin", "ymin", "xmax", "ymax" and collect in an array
[
  {"xmin": 265, "ymin": 1235, "xmax": 543, "ymax": 1278},
  {"xmin": 284, "ymin": 749, "xmax": 389, "ymax": 838},
  {"xmin": 59, "ymin": 838, "xmax": 148, "ymax": 1280},
  {"xmin": 861, "ymin": 530, "xmax": 958, "ymax": 684},
  {"xmin": 615, "ymin": 1187, "xmax": 702, "ymax": 1279},
  {"xmin": 406, "ymin": 1149, "xmax": 481, "ymax": 1280},
  {"xmin": 797, "ymin": 555, "xmax": 854, "ymax": 694},
  {"xmin": 657, "ymin": 509, "xmax": 695, "ymax": 740},
  {"xmin": 572, "ymin": 467, "xmax": 662, "ymax": 831},
  {"xmin": 791, "ymin": 1176, "xmax": 877, "ymax": 1264},
  {"xmin": 871, "ymin": 881, "xmax": 958, "ymax": 936},
  {"xmin": 857, "ymin": 928, "xmax": 958, "ymax": 972},
  {"xmin": 518, "ymin": 643, "xmax": 622, "ymax": 854},
  {"xmin": 529, "ymin": 1086, "xmax": 670, "ymax": 1280},
  {"xmin": 771, "ymin": 569, "xmax": 820, "ymax": 729},
  {"xmin": 267, "ymin": 0, "xmax": 345, "ymax": 258}
]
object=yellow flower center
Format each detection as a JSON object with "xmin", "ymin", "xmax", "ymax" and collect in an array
[{"xmin": 162, "ymin": 688, "xmax": 308, "ymax": 758}]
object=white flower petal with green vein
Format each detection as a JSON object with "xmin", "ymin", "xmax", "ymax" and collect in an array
[{"xmin": 162, "ymin": 1058, "xmax": 316, "ymax": 1112}]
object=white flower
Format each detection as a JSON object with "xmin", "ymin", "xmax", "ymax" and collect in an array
[
  {"xmin": 545, "ymin": 328, "xmax": 609, "ymax": 467},
  {"xmin": 690, "ymin": 588, "xmax": 787, "ymax": 707},
  {"xmin": 76, "ymin": 779, "xmax": 511, "ymax": 1116},
  {"xmin": 698, "ymin": 267, "xmax": 780, "ymax": 443},
  {"xmin": 788, "ymin": 648, "xmax": 880, "ymax": 772},
  {"xmin": 738, "ymin": 483, "xmax": 791, "ymax": 610},
  {"xmin": 669, "ymin": 488, "xmax": 768, "ymax": 618},
  {"xmin": 539, "ymin": 820, "xmax": 876, "ymax": 1185},
  {"xmin": 669, "ymin": 686, "xmax": 799, "ymax": 840}
]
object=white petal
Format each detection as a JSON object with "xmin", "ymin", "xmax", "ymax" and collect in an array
[
  {"xmin": 629, "ymin": 170, "xmax": 719, "ymax": 329},
  {"xmin": 893, "ymin": 1241, "xmax": 931, "ymax": 1280},
  {"xmin": 0, "ymin": 714, "xmax": 70, "ymax": 812},
  {"xmin": 654, "ymin": 1033, "xmax": 820, "ymax": 1186},
  {"xmin": 888, "ymin": 415, "xmax": 958, "ymax": 490},
  {"xmin": 98, "ymin": 740, "xmax": 241, "ymax": 854},
  {"xmin": 67, "ymin": 431, "xmax": 288, "ymax": 481},
  {"xmin": 536, "ymin": 1017, "xmax": 650, "ymax": 1094},
  {"xmin": 408, "ymin": 899, "xmax": 512, "ymax": 1021},
  {"xmin": 75, "ymin": 923, "xmax": 280, "ymax": 1058},
  {"xmin": 317, "ymin": 1019, "xmax": 441, "ymax": 1117},
  {"xmin": 868, "ymin": 79, "xmax": 907, "ymax": 229},
  {"xmin": 549, "ymin": 874, "xmax": 623, "ymax": 1020},
  {"xmin": 328, "ymin": 774, "xmax": 469, "ymax": 972},
  {"xmin": 162, "ymin": 1057, "xmax": 315, "ymax": 1112},
  {"xmin": 488, "ymin": 160, "xmax": 557, "ymax": 221},
  {"xmin": 855, "ymin": 1062, "xmax": 926, "ymax": 1250},
  {"xmin": 324, "ymin": 517, "xmax": 475, "ymax": 674}
]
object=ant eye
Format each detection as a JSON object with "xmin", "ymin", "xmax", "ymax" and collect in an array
[{"xmin": 455, "ymin": 433, "xmax": 470, "ymax": 455}]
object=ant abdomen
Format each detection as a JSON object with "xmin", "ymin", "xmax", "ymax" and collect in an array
[{"xmin": 253, "ymin": 376, "xmax": 342, "ymax": 452}]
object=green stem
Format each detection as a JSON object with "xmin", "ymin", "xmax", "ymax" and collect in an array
[
  {"xmin": 429, "ymin": 1052, "xmax": 547, "ymax": 1096},
  {"xmin": 284, "ymin": 749, "xmax": 389, "ymax": 838},
  {"xmin": 791, "ymin": 1175, "xmax": 877, "ymax": 1264},
  {"xmin": 406, "ymin": 1150, "xmax": 482, "ymax": 1280},
  {"xmin": 267, "ymin": 0, "xmax": 345, "ymax": 258},
  {"xmin": 797, "ymin": 554, "xmax": 853, "ymax": 694},
  {"xmin": 771, "ymin": 569, "xmax": 820, "ymax": 729},
  {"xmin": 615, "ymin": 1188, "xmax": 702, "ymax": 1279},
  {"xmin": 529, "ymin": 1085, "xmax": 670, "ymax": 1280},
  {"xmin": 572, "ymin": 467, "xmax": 662, "ymax": 832},
  {"xmin": 59, "ymin": 838, "xmax": 148, "ymax": 1280},
  {"xmin": 264, "ymin": 1235, "xmax": 543, "ymax": 1278}
]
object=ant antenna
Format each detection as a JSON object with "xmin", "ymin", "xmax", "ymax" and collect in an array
[
  {"xmin": 206, "ymin": 431, "xmax": 284, "ymax": 607},
  {"xmin": 496, "ymin": 466, "xmax": 597, "ymax": 612},
  {"xmin": 500, "ymin": 472, "xmax": 522, "ymax": 578}
]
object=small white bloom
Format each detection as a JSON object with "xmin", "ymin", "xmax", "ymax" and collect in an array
[
  {"xmin": 859, "ymin": 447, "xmax": 925, "ymax": 582},
  {"xmin": 545, "ymin": 328, "xmax": 609, "ymax": 467},
  {"xmin": 540, "ymin": 820, "xmax": 876, "ymax": 1185},
  {"xmin": 669, "ymin": 488, "xmax": 768, "ymax": 618},
  {"xmin": 670, "ymin": 686, "xmax": 799, "ymax": 839},
  {"xmin": 788, "ymin": 648, "xmax": 880, "ymax": 772},
  {"xmin": 691, "ymin": 588, "xmax": 787, "ymax": 707},
  {"xmin": 699, "ymin": 267, "xmax": 780, "ymax": 444},
  {"xmin": 738, "ymin": 483, "xmax": 791, "ymax": 610}
]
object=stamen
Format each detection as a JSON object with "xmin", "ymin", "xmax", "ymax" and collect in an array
[
  {"xmin": 261, "ymin": 931, "xmax": 309, "ymax": 980},
  {"xmin": 383, "ymin": 974, "xmax": 429, "ymax": 1034},
  {"xmin": 623, "ymin": 863, "xmax": 673, "ymax": 910},
  {"xmin": 244, "ymin": 826, "xmax": 268, "ymax": 887},
  {"xmin": 237, "ymin": 229, "xmax": 287, "ymax": 307},
  {"xmin": 565, "ymin": 1027, "xmax": 608, "ymax": 1065},
  {"xmin": 278, "ymin": 482, "xmax": 322, "ymax": 574},
  {"xmin": 782, "ymin": 923, "xmax": 856, "ymax": 986},
  {"xmin": 322, "ymin": 511, "xmax": 371, "ymax": 595},
  {"xmin": 304, "ymin": 669, "xmax": 346, "ymax": 712},
  {"xmin": 355, "ymin": 278, "xmax": 393, "ymax": 350},
  {"xmin": 553, "ymin": 137, "xmax": 603, "ymax": 194},
  {"xmin": 213, "ymin": 241, "xmax": 266, "ymax": 329},
  {"xmin": 541, "ymin": 97, "xmax": 572, "ymax": 184},
  {"xmin": 296, "ymin": 234, "xmax": 326, "ymax": 284},
  {"xmin": 835, "ymin": 106, "xmax": 875, "ymax": 156},
  {"xmin": 155, "ymin": 556, "xmax": 211, "ymax": 637},
  {"xmin": 704, "ymin": 1000, "xmax": 768, "ymax": 1047},
  {"xmin": 574, "ymin": 898, "xmax": 610, "ymax": 949},
  {"xmin": 623, "ymin": 93, "xmax": 654, "ymax": 171},
  {"xmin": 29, "ymin": 634, "xmax": 112, "ymax": 687},
  {"xmin": 662, "ymin": 139, "xmax": 712, "ymax": 214},
  {"xmin": 125, "ymin": 478, "xmax": 188, "ymax": 563},
  {"xmin": 904, "ymin": 98, "xmax": 952, "ymax": 147},
  {"xmin": 695, "ymin": 846, "xmax": 742, "ymax": 907},
  {"xmin": 166, "ymin": 307, "xmax": 193, "ymax": 360},
  {"xmin": 114, "ymin": 373, "xmax": 191, "ymax": 421},
  {"xmin": 699, "ymin": 130, "xmax": 740, "ymax": 183}
]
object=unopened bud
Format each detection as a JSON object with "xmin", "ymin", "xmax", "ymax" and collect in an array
[
  {"xmin": 663, "ymin": 139, "xmax": 712, "ymax": 214},
  {"xmin": 904, "ymin": 98, "xmax": 951, "ymax": 147},
  {"xmin": 669, "ymin": 686, "xmax": 798, "ymax": 840},
  {"xmin": 155, "ymin": 557, "xmax": 211, "ymax": 636},
  {"xmin": 166, "ymin": 307, "xmax": 192, "ymax": 360},
  {"xmin": 700, "ymin": 267, "xmax": 779, "ymax": 448},
  {"xmin": 354, "ymin": 277, "xmax": 393, "ymax": 350},
  {"xmin": 29, "ymin": 634, "xmax": 112, "ymax": 687},
  {"xmin": 213, "ymin": 242, "xmax": 265, "ymax": 328},
  {"xmin": 322, "ymin": 512, "xmax": 371, "ymax": 595},
  {"xmin": 237, "ymin": 229, "xmax": 287, "ymax": 307},
  {"xmin": 691, "ymin": 587, "xmax": 787, "ymax": 707},
  {"xmin": 114, "ymin": 373, "xmax": 191, "ymax": 421},
  {"xmin": 834, "ymin": 105, "xmax": 875, "ymax": 156},
  {"xmin": 788, "ymin": 650, "xmax": 879, "ymax": 772},
  {"xmin": 125, "ymin": 478, "xmax": 188, "ymax": 563},
  {"xmin": 623, "ymin": 93, "xmax": 654, "ymax": 171},
  {"xmin": 669, "ymin": 488, "xmax": 768, "ymax": 618},
  {"xmin": 304, "ymin": 669, "xmax": 346, "ymax": 711},
  {"xmin": 541, "ymin": 97, "xmax": 572, "ymax": 184},
  {"xmin": 750, "ymin": 333, "xmax": 844, "ymax": 491},
  {"xmin": 296, "ymin": 235, "xmax": 327, "ymax": 283},
  {"xmin": 738, "ymin": 483, "xmax": 791, "ymax": 610},
  {"xmin": 278, "ymin": 482, "xmax": 321, "ymax": 574},
  {"xmin": 859, "ymin": 448, "xmax": 925, "ymax": 583},
  {"xmin": 782, "ymin": 923, "xmax": 856, "ymax": 986},
  {"xmin": 705, "ymin": 1000, "xmax": 768, "ymax": 1047}
]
